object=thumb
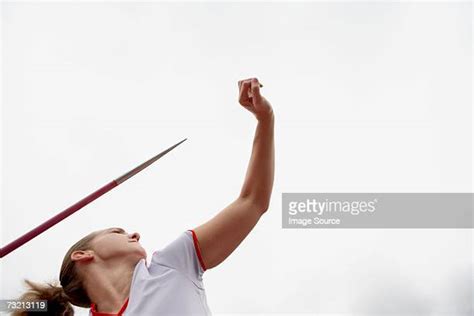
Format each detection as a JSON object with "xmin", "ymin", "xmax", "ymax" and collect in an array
[{"xmin": 250, "ymin": 79, "xmax": 262, "ymax": 102}]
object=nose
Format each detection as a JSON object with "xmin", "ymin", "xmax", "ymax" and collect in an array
[{"xmin": 129, "ymin": 232, "xmax": 140, "ymax": 242}]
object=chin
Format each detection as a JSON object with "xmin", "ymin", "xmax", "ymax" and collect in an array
[
  {"xmin": 140, "ymin": 250, "xmax": 147, "ymax": 259},
  {"xmin": 128, "ymin": 241, "xmax": 147, "ymax": 258},
  {"xmin": 136, "ymin": 247, "xmax": 147, "ymax": 259}
]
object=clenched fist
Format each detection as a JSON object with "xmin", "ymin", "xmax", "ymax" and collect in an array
[{"xmin": 238, "ymin": 78, "xmax": 274, "ymax": 122}]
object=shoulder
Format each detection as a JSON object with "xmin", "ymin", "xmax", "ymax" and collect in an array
[{"xmin": 150, "ymin": 230, "xmax": 206, "ymax": 281}]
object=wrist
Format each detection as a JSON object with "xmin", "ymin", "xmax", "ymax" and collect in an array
[{"xmin": 256, "ymin": 109, "xmax": 274, "ymax": 124}]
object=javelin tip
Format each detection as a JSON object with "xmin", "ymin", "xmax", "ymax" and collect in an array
[{"xmin": 115, "ymin": 138, "xmax": 188, "ymax": 184}]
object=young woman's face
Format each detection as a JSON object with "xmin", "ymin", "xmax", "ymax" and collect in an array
[{"xmin": 90, "ymin": 227, "xmax": 147, "ymax": 262}]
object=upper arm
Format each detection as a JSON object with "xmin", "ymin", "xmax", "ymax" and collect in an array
[{"xmin": 191, "ymin": 197, "xmax": 266, "ymax": 270}]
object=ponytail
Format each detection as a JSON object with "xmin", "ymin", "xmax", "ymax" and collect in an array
[
  {"xmin": 12, "ymin": 279, "xmax": 74, "ymax": 316},
  {"xmin": 13, "ymin": 228, "xmax": 107, "ymax": 315}
]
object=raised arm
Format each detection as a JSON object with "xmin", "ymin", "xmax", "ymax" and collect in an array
[{"xmin": 192, "ymin": 78, "xmax": 274, "ymax": 270}]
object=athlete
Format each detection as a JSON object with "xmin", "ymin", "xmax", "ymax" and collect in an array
[{"xmin": 13, "ymin": 77, "xmax": 275, "ymax": 315}]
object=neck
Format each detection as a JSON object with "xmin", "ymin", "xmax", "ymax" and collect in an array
[{"xmin": 84, "ymin": 258, "xmax": 139, "ymax": 313}]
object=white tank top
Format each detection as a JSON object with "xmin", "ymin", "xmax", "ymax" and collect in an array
[{"xmin": 89, "ymin": 230, "xmax": 211, "ymax": 315}]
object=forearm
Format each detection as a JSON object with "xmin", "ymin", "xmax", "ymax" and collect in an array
[{"xmin": 239, "ymin": 112, "xmax": 275, "ymax": 211}]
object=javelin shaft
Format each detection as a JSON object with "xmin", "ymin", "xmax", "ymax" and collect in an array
[
  {"xmin": 0, "ymin": 138, "xmax": 187, "ymax": 258},
  {"xmin": 1, "ymin": 181, "xmax": 118, "ymax": 258}
]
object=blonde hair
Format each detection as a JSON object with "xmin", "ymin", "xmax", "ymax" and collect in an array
[{"xmin": 13, "ymin": 229, "xmax": 103, "ymax": 316}]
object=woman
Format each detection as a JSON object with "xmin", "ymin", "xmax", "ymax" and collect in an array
[{"xmin": 14, "ymin": 77, "xmax": 275, "ymax": 315}]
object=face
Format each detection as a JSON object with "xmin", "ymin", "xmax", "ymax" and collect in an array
[{"xmin": 88, "ymin": 227, "xmax": 147, "ymax": 262}]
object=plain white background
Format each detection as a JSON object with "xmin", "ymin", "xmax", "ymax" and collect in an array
[{"xmin": 1, "ymin": 1, "xmax": 472, "ymax": 315}]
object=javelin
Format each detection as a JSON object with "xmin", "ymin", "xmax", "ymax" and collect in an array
[{"xmin": 0, "ymin": 138, "xmax": 187, "ymax": 258}]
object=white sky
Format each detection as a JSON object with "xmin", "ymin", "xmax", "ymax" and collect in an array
[{"xmin": 1, "ymin": 1, "xmax": 472, "ymax": 315}]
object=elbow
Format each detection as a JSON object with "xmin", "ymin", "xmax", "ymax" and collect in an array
[
  {"xmin": 251, "ymin": 198, "xmax": 270, "ymax": 215},
  {"xmin": 239, "ymin": 193, "xmax": 271, "ymax": 215},
  {"xmin": 259, "ymin": 200, "xmax": 270, "ymax": 213}
]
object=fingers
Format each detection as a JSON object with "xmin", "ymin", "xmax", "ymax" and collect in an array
[
  {"xmin": 239, "ymin": 80, "xmax": 253, "ymax": 107},
  {"xmin": 250, "ymin": 78, "xmax": 262, "ymax": 102},
  {"xmin": 238, "ymin": 78, "xmax": 263, "ymax": 89},
  {"xmin": 238, "ymin": 78, "xmax": 263, "ymax": 109}
]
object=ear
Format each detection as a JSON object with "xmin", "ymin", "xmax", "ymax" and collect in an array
[{"xmin": 71, "ymin": 250, "xmax": 94, "ymax": 263}]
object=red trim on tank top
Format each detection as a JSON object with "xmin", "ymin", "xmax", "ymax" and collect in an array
[
  {"xmin": 90, "ymin": 297, "xmax": 129, "ymax": 316},
  {"xmin": 187, "ymin": 229, "xmax": 207, "ymax": 271}
]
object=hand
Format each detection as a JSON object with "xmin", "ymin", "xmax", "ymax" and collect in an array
[{"xmin": 238, "ymin": 78, "xmax": 273, "ymax": 122}]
